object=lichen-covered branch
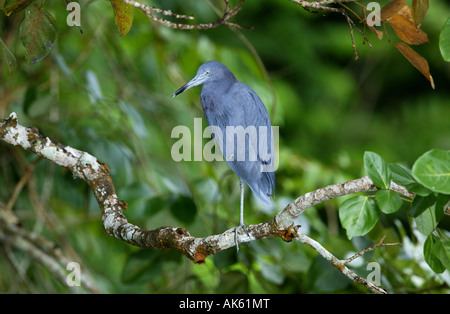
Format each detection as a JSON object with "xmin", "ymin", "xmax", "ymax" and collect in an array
[
  {"xmin": 1, "ymin": 112, "xmax": 409, "ymax": 293},
  {"xmin": 274, "ymin": 176, "xmax": 413, "ymax": 231}
]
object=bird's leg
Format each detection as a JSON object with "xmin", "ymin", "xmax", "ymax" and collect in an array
[
  {"xmin": 238, "ymin": 179, "xmax": 250, "ymax": 238},
  {"xmin": 217, "ymin": 179, "xmax": 251, "ymax": 252}
]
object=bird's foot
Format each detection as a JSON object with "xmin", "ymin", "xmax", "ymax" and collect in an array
[{"xmin": 217, "ymin": 224, "xmax": 250, "ymax": 252}]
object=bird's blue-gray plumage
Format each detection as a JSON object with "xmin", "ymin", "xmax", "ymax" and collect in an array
[{"xmin": 172, "ymin": 61, "xmax": 275, "ymax": 249}]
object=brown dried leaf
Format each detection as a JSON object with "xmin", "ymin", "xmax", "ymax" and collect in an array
[
  {"xmin": 396, "ymin": 5, "xmax": 413, "ymax": 22},
  {"xmin": 394, "ymin": 41, "xmax": 434, "ymax": 89},
  {"xmin": 381, "ymin": 0, "xmax": 405, "ymax": 21},
  {"xmin": 388, "ymin": 14, "xmax": 429, "ymax": 45},
  {"xmin": 412, "ymin": 0, "xmax": 429, "ymax": 26}
]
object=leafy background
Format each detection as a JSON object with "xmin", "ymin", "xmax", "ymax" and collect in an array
[{"xmin": 0, "ymin": 0, "xmax": 449, "ymax": 293}]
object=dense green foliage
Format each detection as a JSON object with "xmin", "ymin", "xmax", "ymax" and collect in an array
[{"xmin": 0, "ymin": 0, "xmax": 449, "ymax": 293}]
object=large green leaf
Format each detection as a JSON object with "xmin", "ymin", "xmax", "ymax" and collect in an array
[
  {"xmin": 375, "ymin": 189, "xmax": 402, "ymax": 214},
  {"xmin": 440, "ymin": 17, "xmax": 450, "ymax": 62},
  {"xmin": 436, "ymin": 229, "xmax": 450, "ymax": 271},
  {"xmin": 412, "ymin": 149, "xmax": 450, "ymax": 194},
  {"xmin": 19, "ymin": 2, "xmax": 58, "ymax": 64},
  {"xmin": 414, "ymin": 206, "xmax": 439, "ymax": 236},
  {"xmin": 364, "ymin": 151, "xmax": 391, "ymax": 189},
  {"xmin": 424, "ymin": 234, "xmax": 446, "ymax": 274},
  {"xmin": 339, "ymin": 196, "xmax": 380, "ymax": 239}
]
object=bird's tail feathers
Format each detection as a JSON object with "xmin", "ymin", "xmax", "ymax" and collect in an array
[{"xmin": 251, "ymin": 171, "xmax": 275, "ymax": 205}]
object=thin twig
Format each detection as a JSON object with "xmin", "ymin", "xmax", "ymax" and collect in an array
[
  {"xmin": 343, "ymin": 235, "xmax": 402, "ymax": 263},
  {"xmin": 124, "ymin": 0, "xmax": 249, "ymax": 30}
]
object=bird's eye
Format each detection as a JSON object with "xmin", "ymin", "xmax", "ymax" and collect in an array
[{"xmin": 205, "ymin": 71, "xmax": 210, "ymax": 75}]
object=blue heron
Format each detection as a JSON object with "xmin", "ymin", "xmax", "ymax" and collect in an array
[{"xmin": 172, "ymin": 61, "xmax": 275, "ymax": 250}]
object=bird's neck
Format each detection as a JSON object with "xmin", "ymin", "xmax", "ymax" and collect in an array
[{"xmin": 203, "ymin": 73, "xmax": 237, "ymax": 95}]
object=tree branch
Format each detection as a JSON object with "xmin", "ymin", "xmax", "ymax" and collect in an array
[
  {"xmin": 296, "ymin": 232, "xmax": 393, "ymax": 294},
  {"xmin": 342, "ymin": 235, "xmax": 401, "ymax": 264},
  {"xmin": 124, "ymin": 0, "xmax": 251, "ymax": 30},
  {"xmin": 0, "ymin": 113, "xmax": 411, "ymax": 293}
]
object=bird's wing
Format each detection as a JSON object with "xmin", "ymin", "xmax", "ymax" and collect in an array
[
  {"xmin": 231, "ymin": 83, "xmax": 274, "ymax": 166},
  {"xmin": 200, "ymin": 82, "xmax": 275, "ymax": 203},
  {"xmin": 227, "ymin": 83, "xmax": 276, "ymax": 202}
]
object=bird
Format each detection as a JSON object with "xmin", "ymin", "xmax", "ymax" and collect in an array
[{"xmin": 171, "ymin": 61, "xmax": 275, "ymax": 251}]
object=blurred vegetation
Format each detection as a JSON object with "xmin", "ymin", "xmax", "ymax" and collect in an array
[{"xmin": 0, "ymin": 0, "xmax": 449, "ymax": 293}]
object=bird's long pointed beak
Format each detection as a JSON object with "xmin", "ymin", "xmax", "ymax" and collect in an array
[{"xmin": 171, "ymin": 73, "xmax": 208, "ymax": 98}]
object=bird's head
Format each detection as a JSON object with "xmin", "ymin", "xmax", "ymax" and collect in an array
[{"xmin": 171, "ymin": 61, "xmax": 233, "ymax": 98}]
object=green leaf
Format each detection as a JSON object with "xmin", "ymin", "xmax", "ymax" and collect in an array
[
  {"xmin": 440, "ymin": 17, "xmax": 450, "ymax": 62},
  {"xmin": 110, "ymin": 0, "xmax": 134, "ymax": 37},
  {"xmin": 375, "ymin": 190, "xmax": 402, "ymax": 214},
  {"xmin": 169, "ymin": 195, "xmax": 197, "ymax": 225},
  {"xmin": 390, "ymin": 163, "xmax": 431, "ymax": 196},
  {"xmin": 339, "ymin": 196, "xmax": 380, "ymax": 239},
  {"xmin": 410, "ymin": 194, "xmax": 436, "ymax": 217},
  {"xmin": 3, "ymin": 0, "xmax": 34, "ymax": 16},
  {"xmin": 364, "ymin": 151, "xmax": 391, "ymax": 189},
  {"xmin": 424, "ymin": 234, "xmax": 446, "ymax": 274},
  {"xmin": 436, "ymin": 229, "xmax": 450, "ymax": 270},
  {"xmin": 414, "ymin": 206, "xmax": 438, "ymax": 236},
  {"xmin": 412, "ymin": 149, "xmax": 450, "ymax": 194},
  {"xmin": 0, "ymin": 36, "xmax": 16, "ymax": 74},
  {"xmin": 435, "ymin": 194, "xmax": 450, "ymax": 222},
  {"xmin": 19, "ymin": 2, "xmax": 58, "ymax": 64}
]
